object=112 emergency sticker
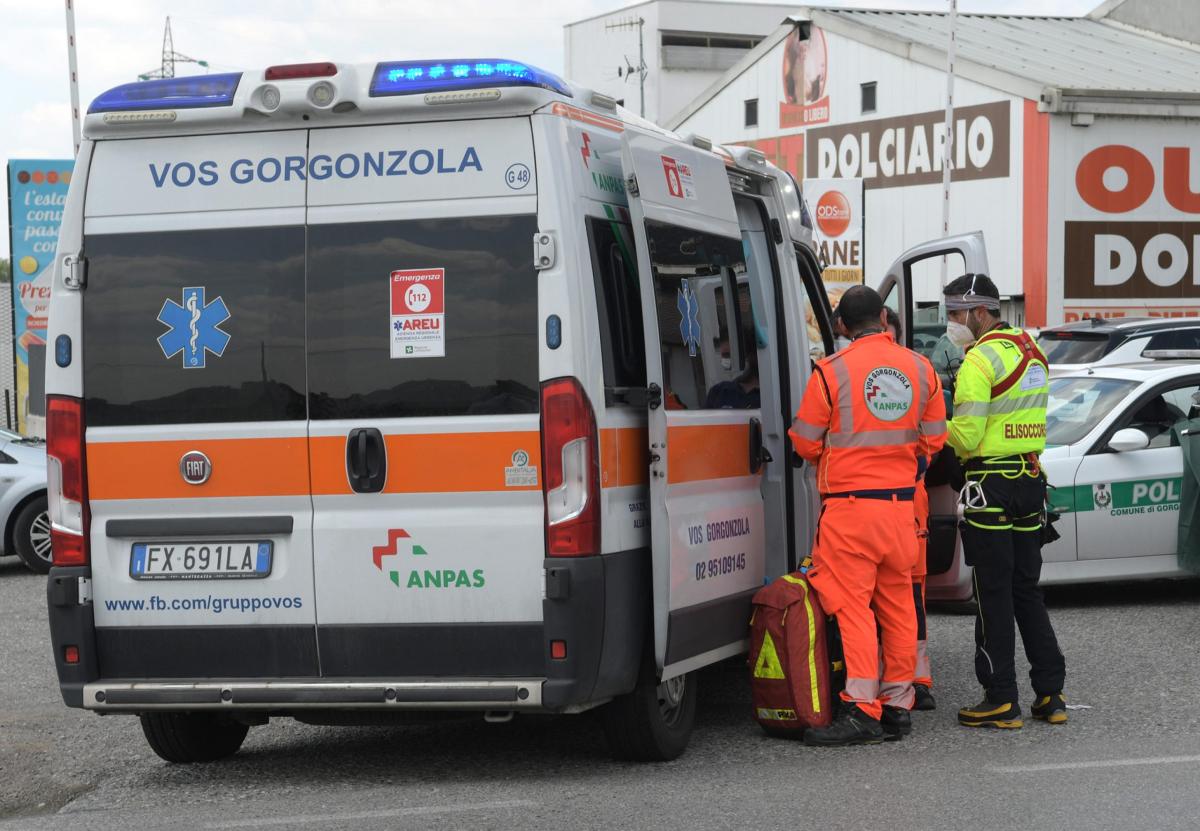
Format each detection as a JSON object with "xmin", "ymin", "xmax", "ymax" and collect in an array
[
  {"xmin": 661, "ymin": 155, "xmax": 697, "ymax": 200},
  {"xmin": 390, "ymin": 269, "xmax": 445, "ymax": 359}
]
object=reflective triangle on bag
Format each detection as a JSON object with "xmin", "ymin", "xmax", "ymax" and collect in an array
[{"xmin": 753, "ymin": 631, "xmax": 786, "ymax": 679}]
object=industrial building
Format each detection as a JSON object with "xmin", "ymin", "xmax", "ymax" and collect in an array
[{"xmin": 662, "ymin": 3, "xmax": 1200, "ymax": 326}]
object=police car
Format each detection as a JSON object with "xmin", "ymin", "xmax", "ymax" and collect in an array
[
  {"xmin": 44, "ymin": 58, "xmax": 984, "ymax": 763},
  {"xmin": 927, "ymin": 355, "xmax": 1200, "ymax": 602}
]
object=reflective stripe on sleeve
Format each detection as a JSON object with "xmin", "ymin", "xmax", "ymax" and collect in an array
[
  {"xmin": 919, "ymin": 419, "xmax": 947, "ymax": 435},
  {"xmin": 952, "ymin": 400, "xmax": 991, "ymax": 418},
  {"xmin": 791, "ymin": 420, "xmax": 828, "ymax": 441}
]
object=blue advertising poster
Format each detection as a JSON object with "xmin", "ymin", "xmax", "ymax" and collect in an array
[{"xmin": 7, "ymin": 159, "xmax": 74, "ymax": 434}]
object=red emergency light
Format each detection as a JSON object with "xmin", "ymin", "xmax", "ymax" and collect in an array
[{"xmin": 265, "ymin": 62, "xmax": 338, "ymax": 81}]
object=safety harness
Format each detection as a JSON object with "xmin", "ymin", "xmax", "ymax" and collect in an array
[
  {"xmin": 956, "ymin": 326, "xmax": 1050, "ymax": 530},
  {"xmin": 971, "ymin": 327, "xmax": 1049, "ymax": 399}
]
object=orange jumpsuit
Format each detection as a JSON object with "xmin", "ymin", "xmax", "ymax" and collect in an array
[
  {"xmin": 789, "ymin": 332, "xmax": 946, "ymax": 718},
  {"xmin": 913, "ymin": 478, "xmax": 932, "ymax": 689}
]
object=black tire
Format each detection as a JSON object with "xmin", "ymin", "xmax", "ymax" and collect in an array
[
  {"xmin": 140, "ymin": 712, "xmax": 250, "ymax": 763},
  {"xmin": 12, "ymin": 495, "xmax": 51, "ymax": 574},
  {"xmin": 601, "ymin": 650, "xmax": 697, "ymax": 762}
]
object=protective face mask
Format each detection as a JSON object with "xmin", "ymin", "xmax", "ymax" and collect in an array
[
  {"xmin": 946, "ymin": 320, "xmax": 975, "ymax": 348},
  {"xmin": 720, "ymin": 357, "xmax": 733, "ymax": 371}
]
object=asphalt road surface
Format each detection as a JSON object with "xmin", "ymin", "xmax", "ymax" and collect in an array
[{"xmin": 3, "ymin": 556, "xmax": 1200, "ymax": 831}]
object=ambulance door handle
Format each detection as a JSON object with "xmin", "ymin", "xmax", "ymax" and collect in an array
[
  {"xmin": 748, "ymin": 418, "xmax": 771, "ymax": 474},
  {"xmin": 346, "ymin": 428, "xmax": 387, "ymax": 494}
]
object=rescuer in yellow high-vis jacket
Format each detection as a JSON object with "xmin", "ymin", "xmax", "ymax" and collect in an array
[{"xmin": 942, "ymin": 274, "xmax": 1067, "ymax": 731}]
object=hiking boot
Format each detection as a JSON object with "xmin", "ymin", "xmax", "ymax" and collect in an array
[
  {"xmin": 957, "ymin": 698, "xmax": 1023, "ymax": 729},
  {"xmin": 880, "ymin": 705, "xmax": 912, "ymax": 741},
  {"xmin": 1031, "ymin": 694, "xmax": 1068, "ymax": 725},
  {"xmin": 803, "ymin": 704, "xmax": 885, "ymax": 747},
  {"xmin": 913, "ymin": 683, "xmax": 936, "ymax": 711}
]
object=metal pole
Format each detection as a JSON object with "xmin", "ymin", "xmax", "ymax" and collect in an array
[
  {"xmin": 65, "ymin": 0, "xmax": 82, "ymax": 156},
  {"xmin": 638, "ymin": 17, "xmax": 646, "ymax": 118},
  {"xmin": 940, "ymin": 0, "xmax": 957, "ymax": 287}
]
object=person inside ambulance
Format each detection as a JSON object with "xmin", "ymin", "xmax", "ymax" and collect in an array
[
  {"xmin": 885, "ymin": 309, "xmax": 937, "ymax": 712},
  {"xmin": 789, "ymin": 286, "xmax": 947, "ymax": 746},
  {"xmin": 706, "ymin": 334, "xmax": 760, "ymax": 409}
]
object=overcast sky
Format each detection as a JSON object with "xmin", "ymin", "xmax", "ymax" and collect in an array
[{"xmin": 1, "ymin": 0, "xmax": 1099, "ymax": 257}]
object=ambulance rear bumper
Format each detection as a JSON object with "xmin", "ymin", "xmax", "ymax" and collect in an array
[{"xmin": 81, "ymin": 678, "xmax": 545, "ymax": 711}]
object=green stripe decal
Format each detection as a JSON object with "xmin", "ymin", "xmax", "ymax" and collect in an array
[{"xmin": 1052, "ymin": 477, "xmax": 1183, "ymax": 515}]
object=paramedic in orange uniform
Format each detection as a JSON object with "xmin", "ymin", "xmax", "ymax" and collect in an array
[
  {"xmin": 790, "ymin": 287, "xmax": 947, "ymax": 746},
  {"xmin": 885, "ymin": 309, "xmax": 936, "ymax": 711}
]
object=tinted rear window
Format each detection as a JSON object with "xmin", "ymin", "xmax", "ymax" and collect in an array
[
  {"xmin": 83, "ymin": 227, "xmax": 306, "ymax": 426},
  {"xmin": 307, "ymin": 215, "xmax": 539, "ymax": 419},
  {"xmin": 1038, "ymin": 332, "xmax": 1111, "ymax": 364},
  {"xmin": 1145, "ymin": 328, "xmax": 1200, "ymax": 352}
]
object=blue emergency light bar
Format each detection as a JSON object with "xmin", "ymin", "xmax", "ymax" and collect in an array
[
  {"xmin": 88, "ymin": 73, "xmax": 243, "ymax": 114},
  {"xmin": 369, "ymin": 59, "xmax": 572, "ymax": 98}
]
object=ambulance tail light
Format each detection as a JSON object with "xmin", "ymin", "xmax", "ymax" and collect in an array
[
  {"xmin": 541, "ymin": 378, "xmax": 600, "ymax": 557},
  {"xmin": 47, "ymin": 396, "xmax": 89, "ymax": 567}
]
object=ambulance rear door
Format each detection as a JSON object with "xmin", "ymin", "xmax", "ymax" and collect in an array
[
  {"xmin": 304, "ymin": 118, "xmax": 546, "ymax": 679},
  {"xmin": 621, "ymin": 132, "xmax": 767, "ymax": 680},
  {"xmin": 81, "ymin": 130, "xmax": 317, "ymax": 678}
]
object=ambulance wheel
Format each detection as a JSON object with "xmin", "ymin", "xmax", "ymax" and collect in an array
[
  {"xmin": 140, "ymin": 712, "xmax": 249, "ymax": 763},
  {"xmin": 12, "ymin": 495, "xmax": 51, "ymax": 574},
  {"xmin": 601, "ymin": 660, "xmax": 697, "ymax": 762}
]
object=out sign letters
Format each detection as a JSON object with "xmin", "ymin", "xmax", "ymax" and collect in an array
[{"xmin": 390, "ymin": 268, "xmax": 445, "ymax": 359}]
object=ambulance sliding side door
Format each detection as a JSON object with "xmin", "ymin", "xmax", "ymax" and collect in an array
[{"xmin": 622, "ymin": 133, "xmax": 767, "ymax": 680}]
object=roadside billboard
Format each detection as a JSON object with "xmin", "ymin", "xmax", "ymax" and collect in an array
[
  {"xmin": 7, "ymin": 159, "xmax": 73, "ymax": 435},
  {"xmin": 802, "ymin": 177, "xmax": 864, "ymax": 309},
  {"xmin": 1049, "ymin": 120, "xmax": 1200, "ymax": 323}
]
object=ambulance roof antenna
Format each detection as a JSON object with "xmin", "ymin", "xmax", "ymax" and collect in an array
[
  {"xmin": 606, "ymin": 16, "xmax": 647, "ymax": 118},
  {"xmin": 138, "ymin": 16, "xmax": 209, "ymax": 81}
]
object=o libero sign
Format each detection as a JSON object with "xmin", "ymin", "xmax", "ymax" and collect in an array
[{"xmin": 805, "ymin": 101, "xmax": 1010, "ymax": 190}]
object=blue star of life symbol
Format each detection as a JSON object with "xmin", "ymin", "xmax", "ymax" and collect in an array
[
  {"xmin": 157, "ymin": 287, "xmax": 231, "ymax": 369},
  {"xmin": 677, "ymin": 278, "xmax": 701, "ymax": 357}
]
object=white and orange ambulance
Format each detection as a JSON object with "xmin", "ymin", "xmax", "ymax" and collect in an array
[{"xmin": 44, "ymin": 59, "xmax": 987, "ymax": 762}]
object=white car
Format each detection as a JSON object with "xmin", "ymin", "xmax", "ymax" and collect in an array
[
  {"xmin": 0, "ymin": 428, "xmax": 50, "ymax": 573},
  {"xmin": 1038, "ymin": 317, "xmax": 1200, "ymax": 376},
  {"xmin": 927, "ymin": 357, "xmax": 1200, "ymax": 602}
]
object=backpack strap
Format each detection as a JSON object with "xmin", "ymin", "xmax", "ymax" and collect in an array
[{"xmin": 974, "ymin": 330, "xmax": 1048, "ymax": 399}]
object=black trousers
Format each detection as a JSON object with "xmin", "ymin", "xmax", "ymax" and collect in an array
[{"xmin": 961, "ymin": 470, "xmax": 1066, "ymax": 704}]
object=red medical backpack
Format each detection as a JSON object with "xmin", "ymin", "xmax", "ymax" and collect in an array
[{"xmin": 748, "ymin": 568, "xmax": 842, "ymax": 736}]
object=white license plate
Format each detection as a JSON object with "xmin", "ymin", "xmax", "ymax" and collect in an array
[{"xmin": 129, "ymin": 541, "xmax": 273, "ymax": 581}]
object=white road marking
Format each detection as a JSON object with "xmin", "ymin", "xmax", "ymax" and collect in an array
[
  {"xmin": 203, "ymin": 799, "xmax": 538, "ymax": 829},
  {"xmin": 990, "ymin": 754, "xmax": 1200, "ymax": 774}
]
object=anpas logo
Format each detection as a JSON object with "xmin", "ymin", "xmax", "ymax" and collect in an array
[
  {"xmin": 371, "ymin": 529, "xmax": 485, "ymax": 590},
  {"xmin": 157, "ymin": 286, "xmax": 231, "ymax": 369},
  {"xmin": 863, "ymin": 366, "xmax": 913, "ymax": 421},
  {"xmin": 815, "ymin": 189, "xmax": 851, "ymax": 237}
]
